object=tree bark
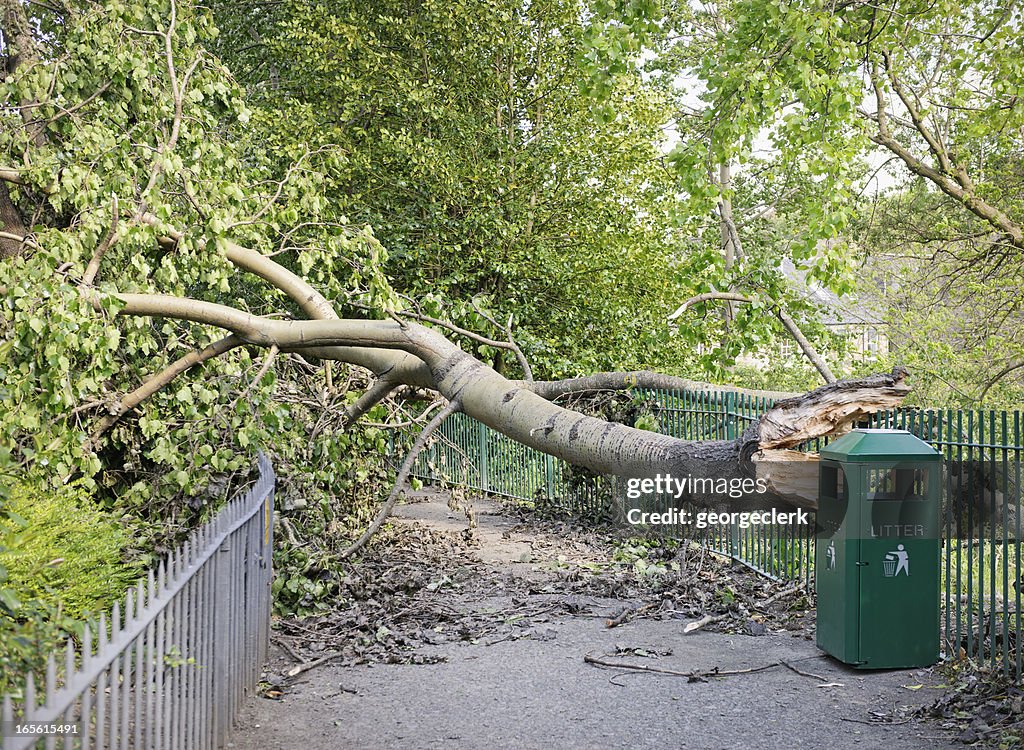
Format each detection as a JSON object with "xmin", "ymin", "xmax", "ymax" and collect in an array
[{"xmin": 0, "ymin": 182, "xmax": 27, "ymax": 258}]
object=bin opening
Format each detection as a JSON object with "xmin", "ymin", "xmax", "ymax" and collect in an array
[{"xmin": 866, "ymin": 467, "xmax": 929, "ymax": 502}]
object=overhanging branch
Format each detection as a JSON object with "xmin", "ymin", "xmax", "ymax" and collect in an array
[{"xmin": 669, "ymin": 292, "xmax": 837, "ymax": 383}]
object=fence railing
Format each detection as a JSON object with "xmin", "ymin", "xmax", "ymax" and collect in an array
[
  {"xmin": 1, "ymin": 453, "xmax": 275, "ymax": 750},
  {"xmin": 408, "ymin": 388, "xmax": 1024, "ymax": 678},
  {"xmin": 409, "ymin": 411, "xmax": 613, "ymax": 517},
  {"xmin": 867, "ymin": 408, "xmax": 1023, "ymax": 679}
]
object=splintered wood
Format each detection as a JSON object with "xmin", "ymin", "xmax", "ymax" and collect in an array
[
  {"xmin": 755, "ymin": 367, "xmax": 910, "ymax": 450},
  {"xmin": 748, "ymin": 368, "xmax": 911, "ymax": 508}
]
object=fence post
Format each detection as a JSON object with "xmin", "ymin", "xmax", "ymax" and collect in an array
[
  {"xmin": 478, "ymin": 420, "xmax": 489, "ymax": 493},
  {"xmin": 212, "ymin": 537, "xmax": 233, "ymax": 747},
  {"xmin": 545, "ymin": 453, "xmax": 555, "ymax": 500},
  {"xmin": 724, "ymin": 391, "xmax": 737, "ymax": 440}
]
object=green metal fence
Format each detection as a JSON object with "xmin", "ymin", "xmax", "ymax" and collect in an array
[
  {"xmin": 636, "ymin": 388, "xmax": 817, "ymax": 587},
  {"xmin": 409, "ymin": 411, "xmax": 614, "ymax": 518},
  {"xmin": 867, "ymin": 408, "xmax": 1023, "ymax": 678},
  {"xmin": 407, "ymin": 388, "xmax": 1024, "ymax": 677}
]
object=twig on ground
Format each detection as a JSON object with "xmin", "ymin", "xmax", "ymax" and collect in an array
[
  {"xmin": 583, "ymin": 653, "xmax": 834, "ymax": 684},
  {"xmin": 683, "ymin": 613, "xmax": 730, "ymax": 634},
  {"xmin": 780, "ymin": 660, "xmax": 827, "ymax": 681},
  {"xmin": 340, "ymin": 398, "xmax": 461, "ymax": 559},
  {"xmin": 605, "ymin": 602, "xmax": 660, "ymax": 628},
  {"xmin": 840, "ymin": 716, "xmax": 912, "ymax": 726},
  {"xmin": 271, "ymin": 635, "xmax": 305, "ymax": 664},
  {"xmin": 584, "ymin": 653, "xmax": 778, "ymax": 681},
  {"xmin": 286, "ymin": 651, "xmax": 344, "ymax": 677},
  {"xmin": 757, "ymin": 584, "xmax": 803, "ymax": 608}
]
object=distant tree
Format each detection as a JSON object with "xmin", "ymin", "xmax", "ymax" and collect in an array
[
  {"xmin": 210, "ymin": 0, "xmax": 689, "ymax": 379},
  {"xmin": 851, "ymin": 183, "xmax": 1024, "ymax": 406},
  {"xmin": 600, "ymin": 0, "xmax": 1020, "ymax": 393}
]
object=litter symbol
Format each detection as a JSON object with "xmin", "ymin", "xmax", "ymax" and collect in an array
[
  {"xmin": 883, "ymin": 544, "xmax": 909, "ymax": 577},
  {"xmin": 826, "ymin": 541, "xmax": 837, "ymax": 570}
]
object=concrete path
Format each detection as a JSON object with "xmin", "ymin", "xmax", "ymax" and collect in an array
[{"xmin": 228, "ymin": 493, "xmax": 960, "ymax": 750}]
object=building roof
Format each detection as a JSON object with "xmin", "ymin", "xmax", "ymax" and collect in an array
[{"xmin": 780, "ymin": 257, "xmax": 885, "ymax": 327}]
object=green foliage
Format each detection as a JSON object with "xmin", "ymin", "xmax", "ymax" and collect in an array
[
  {"xmin": 850, "ymin": 184, "xmax": 1024, "ymax": 407},
  {"xmin": 0, "ymin": 598, "xmax": 80, "ymax": 698},
  {"xmin": 0, "ymin": 480, "xmax": 142, "ymax": 696},
  {"xmin": 611, "ymin": 537, "xmax": 680, "ymax": 579},
  {"xmin": 0, "ymin": 0, "xmax": 399, "ymax": 621},
  {"xmin": 0, "ymin": 2, "xmax": 383, "ymax": 489},
  {"xmin": 655, "ymin": 0, "xmax": 1024, "ymax": 389},
  {"xmin": 0, "ymin": 481, "xmax": 142, "ymax": 619},
  {"xmin": 213, "ymin": 0, "xmax": 691, "ymax": 379}
]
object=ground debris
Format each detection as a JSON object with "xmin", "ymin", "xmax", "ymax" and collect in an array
[
  {"xmin": 239, "ymin": 492, "xmax": 960, "ymax": 749},
  {"xmin": 270, "ymin": 493, "xmax": 815, "ymax": 683},
  {"xmin": 918, "ymin": 664, "xmax": 1024, "ymax": 746}
]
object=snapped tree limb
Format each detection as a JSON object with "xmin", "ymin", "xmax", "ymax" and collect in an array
[{"xmin": 93, "ymin": 290, "xmax": 910, "ymax": 503}]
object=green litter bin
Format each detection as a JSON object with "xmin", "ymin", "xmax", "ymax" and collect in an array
[{"xmin": 815, "ymin": 429, "xmax": 942, "ymax": 669}]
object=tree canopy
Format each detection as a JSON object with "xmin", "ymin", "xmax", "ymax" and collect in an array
[
  {"xmin": 1, "ymin": 0, "xmax": 1021, "ymax": 623},
  {"xmin": 643, "ymin": 0, "xmax": 1024, "ymax": 398},
  {"xmin": 211, "ymin": 0, "xmax": 689, "ymax": 379}
]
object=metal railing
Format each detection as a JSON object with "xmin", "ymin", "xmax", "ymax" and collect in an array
[
  {"xmin": 408, "ymin": 388, "xmax": 1024, "ymax": 678},
  {"xmin": 409, "ymin": 411, "xmax": 612, "ymax": 517},
  {"xmin": 867, "ymin": 408, "xmax": 1024, "ymax": 678},
  {"xmin": 1, "ymin": 453, "xmax": 275, "ymax": 750}
]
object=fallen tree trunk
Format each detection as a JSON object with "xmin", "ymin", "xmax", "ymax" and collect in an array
[
  {"xmin": 103, "ymin": 291, "xmax": 911, "ymax": 506},
  {"xmin": 0, "ymin": 200, "xmax": 912, "ymax": 509},
  {"xmin": 79, "ymin": 214, "xmax": 905, "ymax": 501}
]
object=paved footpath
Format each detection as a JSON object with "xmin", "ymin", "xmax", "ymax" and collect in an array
[{"xmin": 228, "ymin": 494, "xmax": 961, "ymax": 750}]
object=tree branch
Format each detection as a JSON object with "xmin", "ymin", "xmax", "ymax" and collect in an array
[
  {"xmin": 861, "ymin": 60, "xmax": 1024, "ymax": 250},
  {"xmin": 81, "ymin": 194, "xmax": 119, "ymax": 287},
  {"xmin": 668, "ymin": 292, "xmax": 837, "ymax": 383},
  {"xmin": 96, "ymin": 288, "xmax": 909, "ymax": 492},
  {"xmin": 0, "ymin": 230, "xmax": 40, "ymax": 252},
  {"xmin": 977, "ymin": 361, "xmax": 1024, "ymax": 405},
  {"xmin": 865, "ymin": 124, "xmax": 1024, "ymax": 248},
  {"xmin": 0, "ymin": 0, "xmax": 38, "ymax": 259},
  {"xmin": 668, "ymin": 292, "xmax": 754, "ymax": 319},
  {"xmin": 136, "ymin": 212, "xmax": 437, "ymax": 389},
  {"xmin": 1, "ymin": 0, "xmax": 47, "ymax": 147},
  {"xmin": 524, "ymin": 371, "xmax": 796, "ymax": 401},
  {"xmin": 396, "ymin": 306, "xmax": 533, "ymax": 381},
  {"xmin": 92, "ymin": 292, "xmax": 713, "ymax": 478},
  {"xmin": 755, "ymin": 366, "xmax": 910, "ymax": 449},
  {"xmin": 130, "ymin": 1, "xmax": 204, "ymax": 221},
  {"xmin": 344, "ymin": 378, "xmax": 400, "ymax": 427},
  {"xmin": 471, "ymin": 297, "xmax": 533, "ymax": 382},
  {"xmin": 231, "ymin": 343, "xmax": 279, "ymax": 407},
  {"xmin": 774, "ymin": 308, "xmax": 836, "ymax": 384},
  {"xmin": 881, "ymin": 50, "xmax": 953, "ymax": 177},
  {"xmin": 339, "ymin": 398, "xmax": 462, "ymax": 559},
  {"xmin": 89, "ymin": 333, "xmax": 244, "ymax": 442}
]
